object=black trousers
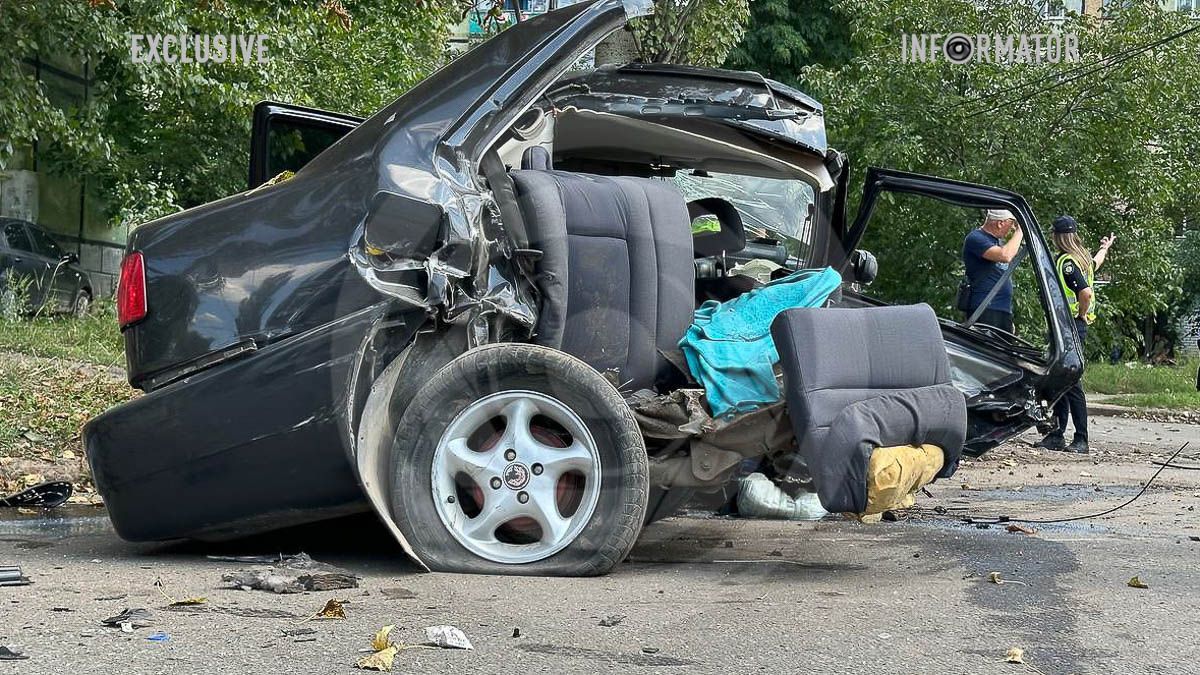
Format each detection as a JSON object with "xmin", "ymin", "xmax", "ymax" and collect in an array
[
  {"xmin": 971, "ymin": 308, "xmax": 1014, "ymax": 333},
  {"xmin": 1053, "ymin": 318, "xmax": 1089, "ymax": 442}
]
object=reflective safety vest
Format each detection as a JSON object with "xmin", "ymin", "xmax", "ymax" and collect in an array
[{"xmin": 1056, "ymin": 253, "xmax": 1096, "ymax": 324}]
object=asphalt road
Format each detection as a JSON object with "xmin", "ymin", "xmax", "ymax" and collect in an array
[{"xmin": 2, "ymin": 416, "xmax": 1198, "ymax": 674}]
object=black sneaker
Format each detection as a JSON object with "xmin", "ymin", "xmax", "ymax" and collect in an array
[
  {"xmin": 1034, "ymin": 434, "xmax": 1066, "ymax": 451},
  {"xmin": 1067, "ymin": 438, "xmax": 1090, "ymax": 454}
]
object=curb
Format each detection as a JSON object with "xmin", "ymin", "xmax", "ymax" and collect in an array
[{"xmin": 1087, "ymin": 400, "xmax": 1199, "ymax": 422}]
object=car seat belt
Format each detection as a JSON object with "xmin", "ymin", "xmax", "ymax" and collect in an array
[
  {"xmin": 963, "ymin": 246, "xmax": 1027, "ymax": 330},
  {"xmin": 480, "ymin": 150, "xmax": 530, "ymax": 250}
]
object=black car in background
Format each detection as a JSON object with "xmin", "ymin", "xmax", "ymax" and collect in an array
[{"xmin": 0, "ymin": 218, "xmax": 93, "ymax": 317}]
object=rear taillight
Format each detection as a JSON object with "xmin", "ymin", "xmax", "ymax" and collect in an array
[{"xmin": 117, "ymin": 252, "xmax": 147, "ymax": 328}]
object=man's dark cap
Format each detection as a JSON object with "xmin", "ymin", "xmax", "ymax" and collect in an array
[{"xmin": 1052, "ymin": 215, "xmax": 1078, "ymax": 234}]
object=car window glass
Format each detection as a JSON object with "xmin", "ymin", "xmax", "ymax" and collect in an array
[
  {"xmin": 266, "ymin": 120, "xmax": 347, "ymax": 179},
  {"xmin": 3, "ymin": 221, "xmax": 33, "ymax": 252},
  {"xmin": 671, "ymin": 171, "xmax": 816, "ymax": 262},
  {"xmin": 28, "ymin": 227, "xmax": 64, "ymax": 258}
]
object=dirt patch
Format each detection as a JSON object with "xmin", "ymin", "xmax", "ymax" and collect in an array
[{"xmin": 0, "ymin": 351, "xmax": 138, "ymax": 500}]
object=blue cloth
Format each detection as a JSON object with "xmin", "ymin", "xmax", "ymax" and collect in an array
[
  {"xmin": 962, "ymin": 228, "xmax": 1013, "ymax": 314},
  {"xmin": 679, "ymin": 267, "xmax": 842, "ymax": 418}
]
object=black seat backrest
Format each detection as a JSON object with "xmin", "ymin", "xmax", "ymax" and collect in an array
[
  {"xmin": 771, "ymin": 303, "xmax": 966, "ymax": 512},
  {"xmin": 510, "ymin": 170, "xmax": 694, "ymax": 390}
]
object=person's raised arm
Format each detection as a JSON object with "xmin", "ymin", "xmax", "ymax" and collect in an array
[
  {"xmin": 981, "ymin": 227, "xmax": 1024, "ymax": 263},
  {"xmin": 1094, "ymin": 233, "xmax": 1115, "ymax": 271}
]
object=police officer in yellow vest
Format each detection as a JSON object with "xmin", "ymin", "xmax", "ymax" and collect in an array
[{"xmin": 1035, "ymin": 215, "xmax": 1115, "ymax": 454}]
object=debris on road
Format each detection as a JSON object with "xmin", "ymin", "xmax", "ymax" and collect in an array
[
  {"xmin": 100, "ymin": 608, "xmax": 152, "ymax": 631},
  {"xmin": 380, "ymin": 587, "xmax": 417, "ymax": 600},
  {"xmin": 425, "ymin": 625, "xmax": 473, "ymax": 650},
  {"xmin": 356, "ymin": 645, "xmax": 398, "ymax": 672},
  {"xmin": 281, "ymin": 627, "xmax": 316, "ymax": 638},
  {"xmin": 1127, "ymin": 576, "xmax": 1150, "ymax": 589},
  {"xmin": 153, "ymin": 577, "xmax": 207, "ymax": 606},
  {"xmin": 0, "ymin": 480, "xmax": 72, "ymax": 508},
  {"xmin": 988, "ymin": 572, "xmax": 1028, "ymax": 586},
  {"xmin": 206, "ymin": 553, "xmax": 308, "ymax": 565},
  {"xmin": 736, "ymin": 472, "xmax": 826, "ymax": 520},
  {"xmin": 1005, "ymin": 647, "xmax": 1025, "ymax": 664},
  {"xmin": 511, "ymin": 628, "xmax": 521, "ymax": 638},
  {"xmin": 0, "ymin": 565, "xmax": 30, "ymax": 587},
  {"xmin": 1005, "ymin": 524, "xmax": 1037, "ymax": 535},
  {"xmin": 0, "ymin": 646, "xmax": 29, "ymax": 661},
  {"xmin": 222, "ymin": 553, "xmax": 358, "ymax": 593},
  {"xmin": 145, "ymin": 631, "xmax": 170, "ymax": 643},
  {"xmin": 305, "ymin": 599, "xmax": 347, "ymax": 621},
  {"xmin": 598, "ymin": 615, "xmax": 625, "ymax": 627}
]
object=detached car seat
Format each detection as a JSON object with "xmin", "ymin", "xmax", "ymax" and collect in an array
[
  {"xmin": 771, "ymin": 303, "xmax": 967, "ymax": 514},
  {"xmin": 510, "ymin": 168, "xmax": 694, "ymax": 391}
]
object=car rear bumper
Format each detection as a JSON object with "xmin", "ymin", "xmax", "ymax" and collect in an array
[{"xmin": 85, "ymin": 321, "xmax": 372, "ymax": 542}]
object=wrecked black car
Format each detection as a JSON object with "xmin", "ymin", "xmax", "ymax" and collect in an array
[{"xmin": 85, "ymin": 0, "xmax": 1081, "ymax": 576}]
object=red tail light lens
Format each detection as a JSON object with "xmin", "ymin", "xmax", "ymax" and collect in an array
[{"xmin": 117, "ymin": 252, "xmax": 147, "ymax": 327}]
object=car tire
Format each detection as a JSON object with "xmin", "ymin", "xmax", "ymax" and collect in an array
[
  {"xmin": 389, "ymin": 343, "xmax": 648, "ymax": 576},
  {"xmin": 72, "ymin": 290, "xmax": 91, "ymax": 317},
  {"xmin": 643, "ymin": 486, "xmax": 694, "ymax": 525}
]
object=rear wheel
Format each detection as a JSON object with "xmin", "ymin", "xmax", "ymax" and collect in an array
[
  {"xmin": 389, "ymin": 344, "xmax": 647, "ymax": 576},
  {"xmin": 72, "ymin": 290, "xmax": 91, "ymax": 317}
]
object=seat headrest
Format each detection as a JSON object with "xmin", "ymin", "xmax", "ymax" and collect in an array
[
  {"xmin": 520, "ymin": 146, "xmax": 553, "ymax": 171},
  {"xmin": 688, "ymin": 197, "xmax": 745, "ymax": 257}
]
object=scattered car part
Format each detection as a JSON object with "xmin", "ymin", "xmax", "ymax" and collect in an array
[
  {"xmin": 736, "ymin": 473, "xmax": 826, "ymax": 520},
  {"xmin": 100, "ymin": 608, "xmax": 152, "ymax": 630},
  {"xmin": 425, "ymin": 625, "xmax": 473, "ymax": 650},
  {"xmin": 773, "ymin": 304, "xmax": 967, "ymax": 513},
  {"xmin": 0, "ymin": 566, "xmax": 30, "ymax": 587},
  {"xmin": 0, "ymin": 646, "xmax": 28, "ymax": 661},
  {"xmin": 0, "ymin": 481, "xmax": 73, "ymax": 508},
  {"xmin": 222, "ymin": 554, "xmax": 358, "ymax": 593}
]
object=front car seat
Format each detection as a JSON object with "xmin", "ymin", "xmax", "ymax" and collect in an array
[
  {"xmin": 510, "ymin": 170, "xmax": 694, "ymax": 391},
  {"xmin": 771, "ymin": 303, "xmax": 967, "ymax": 513}
]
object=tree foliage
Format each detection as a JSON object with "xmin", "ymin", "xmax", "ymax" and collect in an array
[
  {"xmin": 724, "ymin": 0, "xmax": 857, "ymax": 85},
  {"xmin": 801, "ymin": 0, "xmax": 1200, "ymax": 357},
  {"xmin": 629, "ymin": 0, "xmax": 750, "ymax": 68},
  {"xmin": 0, "ymin": 0, "xmax": 457, "ymax": 227}
]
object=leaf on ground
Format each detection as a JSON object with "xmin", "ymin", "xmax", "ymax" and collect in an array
[
  {"xmin": 169, "ymin": 596, "xmax": 207, "ymax": 606},
  {"xmin": 1127, "ymin": 575, "xmax": 1150, "ymax": 589},
  {"xmin": 316, "ymin": 598, "xmax": 347, "ymax": 619},
  {"xmin": 1005, "ymin": 524, "xmax": 1037, "ymax": 535},
  {"xmin": 372, "ymin": 625, "xmax": 396, "ymax": 652},
  {"xmin": 356, "ymin": 645, "xmax": 398, "ymax": 671},
  {"xmin": 1005, "ymin": 646, "xmax": 1025, "ymax": 663}
]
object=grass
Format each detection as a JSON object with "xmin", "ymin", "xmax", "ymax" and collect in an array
[
  {"xmin": 0, "ymin": 302, "xmax": 125, "ymax": 366},
  {"xmin": 1084, "ymin": 358, "xmax": 1200, "ymax": 411},
  {"xmin": 0, "ymin": 303, "xmax": 136, "ymax": 497}
]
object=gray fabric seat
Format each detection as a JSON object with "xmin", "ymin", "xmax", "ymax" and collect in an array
[
  {"xmin": 771, "ymin": 303, "xmax": 966, "ymax": 513},
  {"xmin": 510, "ymin": 169, "xmax": 694, "ymax": 391}
]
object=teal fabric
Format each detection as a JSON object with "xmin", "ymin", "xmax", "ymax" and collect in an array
[{"xmin": 680, "ymin": 267, "xmax": 843, "ymax": 418}]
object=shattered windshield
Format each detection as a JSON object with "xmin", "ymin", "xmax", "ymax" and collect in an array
[{"xmin": 671, "ymin": 170, "xmax": 816, "ymax": 258}]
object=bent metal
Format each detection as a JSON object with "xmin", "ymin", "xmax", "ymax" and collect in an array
[{"xmin": 129, "ymin": 33, "xmax": 269, "ymax": 65}]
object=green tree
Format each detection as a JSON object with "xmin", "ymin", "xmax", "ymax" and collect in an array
[
  {"xmin": 724, "ymin": 0, "xmax": 857, "ymax": 86},
  {"xmin": 0, "ymin": 0, "xmax": 457, "ymax": 228},
  {"xmin": 628, "ymin": 0, "xmax": 750, "ymax": 68},
  {"xmin": 801, "ymin": 0, "xmax": 1200, "ymax": 357}
]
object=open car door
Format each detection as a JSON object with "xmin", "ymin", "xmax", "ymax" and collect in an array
[
  {"xmin": 839, "ymin": 167, "xmax": 1082, "ymax": 454},
  {"xmin": 248, "ymin": 102, "xmax": 362, "ymax": 189}
]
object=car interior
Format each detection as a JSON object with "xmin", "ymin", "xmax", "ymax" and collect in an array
[{"xmin": 483, "ymin": 104, "xmax": 834, "ymax": 392}]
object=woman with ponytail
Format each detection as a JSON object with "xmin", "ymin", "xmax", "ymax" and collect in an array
[{"xmin": 1035, "ymin": 215, "xmax": 1115, "ymax": 454}]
